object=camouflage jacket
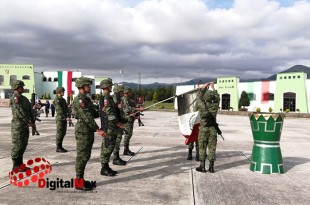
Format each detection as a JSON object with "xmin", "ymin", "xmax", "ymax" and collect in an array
[
  {"xmin": 53, "ymin": 95, "xmax": 69, "ymax": 120},
  {"xmin": 101, "ymin": 93, "xmax": 118, "ymax": 124},
  {"xmin": 197, "ymin": 88, "xmax": 220, "ymax": 125},
  {"xmin": 10, "ymin": 92, "xmax": 32, "ymax": 124},
  {"xmin": 72, "ymin": 93, "xmax": 99, "ymax": 132},
  {"xmin": 122, "ymin": 96, "xmax": 136, "ymax": 121}
]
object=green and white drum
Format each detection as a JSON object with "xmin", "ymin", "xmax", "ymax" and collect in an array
[{"xmin": 249, "ymin": 113, "xmax": 285, "ymax": 174}]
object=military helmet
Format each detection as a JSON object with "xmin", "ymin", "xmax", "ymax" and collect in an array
[
  {"xmin": 113, "ymin": 85, "xmax": 124, "ymax": 92},
  {"xmin": 123, "ymin": 86, "xmax": 132, "ymax": 93},
  {"xmin": 75, "ymin": 76, "xmax": 91, "ymax": 88},
  {"xmin": 100, "ymin": 78, "xmax": 113, "ymax": 89},
  {"xmin": 11, "ymin": 80, "xmax": 25, "ymax": 90},
  {"xmin": 117, "ymin": 85, "xmax": 124, "ymax": 92},
  {"xmin": 56, "ymin": 86, "xmax": 65, "ymax": 94}
]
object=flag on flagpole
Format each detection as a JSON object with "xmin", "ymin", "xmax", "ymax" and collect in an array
[
  {"xmin": 57, "ymin": 71, "xmax": 73, "ymax": 99},
  {"xmin": 177, "ymin": 89, "xmax": 200, "ymax": 145}
]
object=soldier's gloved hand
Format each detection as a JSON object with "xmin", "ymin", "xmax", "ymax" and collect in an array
[{"xmin": 97, "ymin": 129, "xmax": 108, "ymax": 138}]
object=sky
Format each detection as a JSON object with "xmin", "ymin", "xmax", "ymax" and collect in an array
[{"xmin": 1, "ymin": 0, "xmax": 310, "ymax": 84}]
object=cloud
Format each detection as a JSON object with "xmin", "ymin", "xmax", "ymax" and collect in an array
[{"xmin": 1, "ymin": 0, "xmax": 310, "ymax": 84}]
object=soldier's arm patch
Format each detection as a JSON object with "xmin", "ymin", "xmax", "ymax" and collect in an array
[
  {"xmin": 14, "ymin": 96, "xmax": 19, "ymax": 104},
  {"xmin": 79, "ymin": 99, "xmax": 85, "ymax": 109}
]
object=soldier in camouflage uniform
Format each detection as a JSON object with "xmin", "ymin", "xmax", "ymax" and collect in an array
[
  {"xmin": 122, "ymin": 86, "xmax": 144, "ymax": 156},
  {"xmin": 196, "ymin": 82, "xmax": 220, "ymax": 173},
  {"xmin": 72, "ymin": 77, "xmax": 107, "ymax": 191},
  {"xmin": 99, "ymin": 78, "xmax": 125, "ymax": 176},
  {"xmin": 111, "ymin": 85, "xmax": 127, "ymax": 166},
  {"xmin": 53, "ymin": 86, "xmax": 70, "ymax": 153},
  {"xmin": 10, "ymin": 80, "xmax": 36, "ymax": 171},
  {"xmin": 187, "ymin": 142, "xmax": 199, "ymax": 161}
]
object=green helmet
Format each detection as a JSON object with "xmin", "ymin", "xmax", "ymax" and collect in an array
[
  {"xmin": 113, "ymin": 85, "xmax": 124, "ymax": 92},
  {"xmin": 75, "ymin": 76, "xmax": 91, "ymax": 88},
  {"xmin": 100, "ymin": 78, "xmax": 113, "ymax": 89},
  {"xmin": 123, "ymin": 86, "xmax": 132, "ymax": 93},
  {"xmin": 11, "ymin": 80, "xmax": 25, "ymax": 90},
  {"xmin": 56, "ymin": 86, "xmax": 65, "ymax": 94}
]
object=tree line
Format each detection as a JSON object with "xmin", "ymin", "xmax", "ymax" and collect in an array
[{"xmin": 132, "ymin": 85, "xmax": 175, "ymax": 102}]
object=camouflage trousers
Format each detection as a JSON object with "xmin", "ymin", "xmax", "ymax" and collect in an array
[
  {"xmin": 198, "ymin": 126, "xmax": 218, "ymax": 161},
  {"xmin": 100, "ymin": 124, "xmax": 117, "ymax": 164},
  {"xmin": 112, "ymin": 127, "xmax": 124, "ymax": 158},
  {"xmin": 124, "ymin": 121, "xmax": 134, "ymax": 146},
  {"xmin": 188, "ymin": 141, "xmax": 199, "ymax": 152},
  {"xmin": 75, "ymin": 123, "xmax": 94, "ymax": 179},
  {"xmin": 56, "ymin": 118, "xmax": 67, "ymax": 146},
  {"xmin": 11, "ymin": 122, "xmax": 29, "ymax": 163}
]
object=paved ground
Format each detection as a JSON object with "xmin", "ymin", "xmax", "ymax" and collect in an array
[{"xmin": 0, "ymin": 107, "xmax": 309, "ymax": 205}]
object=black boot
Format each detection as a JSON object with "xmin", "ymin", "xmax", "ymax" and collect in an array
[
  {"xmin": 123, "ymin": 145, "xmax": 135, "ymax": 156},
  {"xmin": 12, "ymin": 158, "xmax": 30, "ymax": 172},
  {"xmin": 208, "ymin": 161, "xmax": 215, "ymax": 173},
  {"xmin": 195, "ymin": 152, "xmax": 199, "ymax": 161},
  {"xmin": 196, "ymin": 160, "xmax": 206, "ymax": 173},
  {"xmin": 113, "ymin": 152, "xmax": 127, "ymax": 166},
  {"xmin": 56, "ymin": 143, "xmax": 68, "ymax": 153},
  {"xmin": 100, "ymin": 163, "xmax": 116, "ymax": 176},
  {"xmin": 187, "ymin": 149, "xmax": 193, "ymax": 160}
]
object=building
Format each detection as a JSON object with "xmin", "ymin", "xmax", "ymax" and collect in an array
[{"xmin": 176, "ymin": 72, "xmax": 310, "ymax": 113}]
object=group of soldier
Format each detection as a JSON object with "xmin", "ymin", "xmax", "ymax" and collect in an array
[
  {"xmin": 9, "ymin": 78, "xmax": 220, "ymax": 191},
  {"xmin": 9, "ymin": 77, "xmax": 144, "ymax": 191}
]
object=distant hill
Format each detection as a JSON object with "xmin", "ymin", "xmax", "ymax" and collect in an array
[
  {"xmin": 267, "ymin": 65, "xmax": 310, "ymax": 80},
  {"xmin": 123, "ymin": 65, "xmax": 310, "ymax": 89}
]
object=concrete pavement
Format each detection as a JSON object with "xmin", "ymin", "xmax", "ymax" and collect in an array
[{"xmin": 0, "ymin": 107, "xmax": 309, "ymax": 205}]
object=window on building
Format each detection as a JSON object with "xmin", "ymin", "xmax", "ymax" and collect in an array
[
  {"xmin": 232, "ymin": 80, "xmax": 234, "ymax": 82},
  {"xmin": 43, "ymin": 77, "xmax": 47, "ymax": 81},
  {"xmin": 293, "ymin": 76, "xmax": 296, "ymax": 79},
  {"xmin": 72, "ymin": 78, "xmax": 77, "ymax": 82},
  {"xmin": 284, "ymin": 76, "xmax": 287, "ymax": 79},
  {"xmin": 48, "ymin": 77, "xmax": 52, "ymax": 82},
  {"xmin": 280, "ymin": 77, "xmax": 282, "ymax": 79},
  {"xmin": 24, "ymin": 89, "xmax": 30, "ymax": 93},
  {"xmin": 0, "ymin": 75, "xmax": 4, "ymax": 85},
  {"xmin": 288, "ymin": 76, "xmax": 291, "ymax": 79},
  {"xmin": 10, "ymin": 75, "xmax": 17, "ymax": 84},
  {"xmin": 96, "ymin": 85, "xmax": 101, "ymax": 89},
  {"xmin": 72, "ymin": 91, "xmax": 75, "ymax": 95},
  {"xmin": 22, "ymin": 75, "xmax": 30, "ymax": 80},
  {"xmin": 298, "ymin": 76, "xmax": 300, "ymax": 78},
  {"xmin": 54, "ymin": 78, "xmax": 58, "ymax": 82}
]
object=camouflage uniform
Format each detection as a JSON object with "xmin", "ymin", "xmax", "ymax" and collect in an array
[
  {"xmin": 9, "ymin": 80, "xmax": 32, "ymax": 170},
  {"xmin": 196, "ymin": 86, "xmax": 220, "ymax": 173},
  {"xmin": 122, "ymin": 86, "xmax": 136, "ymax": 156},
  {"xmin": 111, "ymin": 85, "xmax": 127, "ymax": 165},
  {"xmin": 72, "ymin": 77, "xmax": 99, "ymax": 179},
  {"xmin": 99, "ymin": 78, "xmax": 121, "ymax": 176},
  {"xmin": 53, "ymin": 87, "xmax": 70, "ymax": 152}
]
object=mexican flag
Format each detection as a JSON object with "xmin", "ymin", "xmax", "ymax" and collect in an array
[
  {"xmin": 57, "ymin": 71, "xmax": 73, "ymax": 98},
  {"xmin": 177, "ymin": 88, "xmax": 200, "ymax": 145}
]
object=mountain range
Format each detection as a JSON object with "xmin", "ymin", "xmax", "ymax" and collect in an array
[{"xmin": 123, "ymin": 65, "xmax": 310, "ymax": 89}]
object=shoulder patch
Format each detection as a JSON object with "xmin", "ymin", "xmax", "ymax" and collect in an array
[
  {"xmin": 79, "ymin": 99, "xmax": 85, "ymax": 109},
  {"xmin": 14, "ymin": 96, "xmax": 19, "ymax": 104}
]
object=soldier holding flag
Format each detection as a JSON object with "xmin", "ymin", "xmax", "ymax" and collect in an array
[{"xmin": 196, "ymin": 82, "xmax": 220, "ymax": 173}]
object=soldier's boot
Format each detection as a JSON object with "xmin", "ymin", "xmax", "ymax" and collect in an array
[
  {"xmin": 12, "ymin": 158, "xmax": 30, "ymax": 172},
  {"xmin": 196, "ymin": 160, "xmax": 207, "ymax": 173},
  {"xmin": 100, "ymin": 163, "xmax": 116, "ymax": 176},
  {"xmin": 195, "ymin": 152, "xmax": 200, "ymax": 161},
  {"xmin": 113, "ymin": 153, "xmax": 127, "ymax": 166},
  {"xmin": 56, "ymin": 143, "xmax": 68, "ymax": 153},
  {"xmin": 123, "ymin": 145, "xmax": 135, "ymax": 156},
  {"xmin": 187, "ymin": 149, "xmax": 193, "ymax": 160},
  {"xmin": 208, "ymin": 161, "xmax": 215, "ymax": 173},
  {"xmin": 75, "ymin": 178, "xmax": 93, "ymax": 191}
]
